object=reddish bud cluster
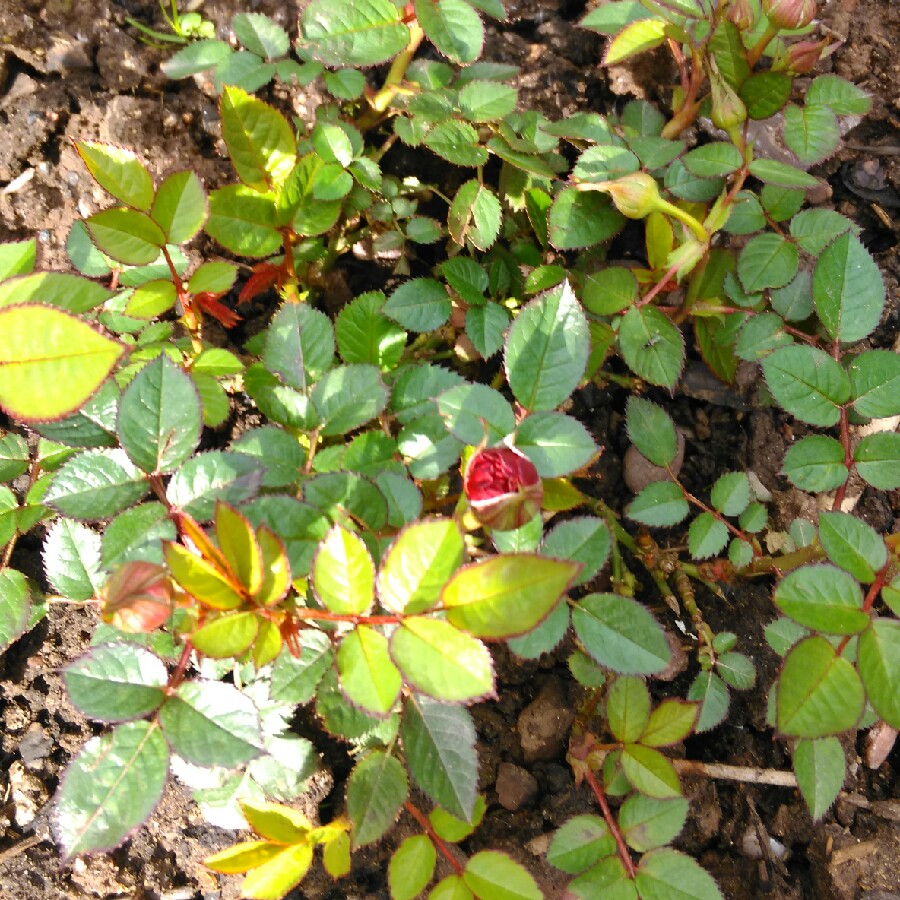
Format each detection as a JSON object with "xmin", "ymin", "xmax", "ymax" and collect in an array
[{"xmin": 463, "ymin": 446, "xmax": 543, "ymax": 531}]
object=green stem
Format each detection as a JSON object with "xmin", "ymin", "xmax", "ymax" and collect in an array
[
  {"xmin": 359, "ymin": 21, "xmax": 425, "ymax": 129},
  {"xmin": 658, "ymin": 198, "xmax": 709, "ymax": 242},
  {"xmin": 747, "ymin": 22, "xmax": 780, "ymax": 68}
]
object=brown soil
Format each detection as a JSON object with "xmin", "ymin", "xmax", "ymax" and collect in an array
[{"xmin": 0, "ymin": 1, "xmax": 898, "ymax": 898}]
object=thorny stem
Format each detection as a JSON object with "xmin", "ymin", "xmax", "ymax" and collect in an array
[
  {"xmin": 637, "ymin": 259, "xmax": 683, "ymax": 309},
  {"xmin": 167, "ymin": 640, "xmax": 194, "ymax": 690},
  {"xmin": 832, "ymin": 403, "xmax": 853, "ymax": 511},
  {"xmin": 747, "ymin": 22, "xmax": 780, "ymax": 68},
  {"xmin": 292, "ymin": 608, "xmax": 402, "ymax": 627},
  {"xmin": 162, "ymin": 245, "xmax": 203, "ymax": 354},
  {"xmin": 404, "ymin": 801, "xmax": 464, "ymax": 876},
  {"xmin": 836, "ymin": 561, "xmax": 892, "ymax": 654},
  {"xmin": 660, "ymin": 47, "xmax": 704, "ymax": 139},
  {"xmin": 359, "ymin": 21, "xmax": 426, "ymax": 129},
  {"xmin": 748, "ymin": 541, "xmax": 824, "ymax": 575},
  {"xmin": 673, "ymin": 475, "xmax": 760, "ymax": 555},
  {"xmin": 583, "ymin": 765, "xmax": 636, "ymax": 879}
]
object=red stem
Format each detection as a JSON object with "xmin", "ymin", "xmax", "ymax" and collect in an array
[
  {"xmin": 293, "ymin": 608, "xmax": 402, "ymax": 626},
  {"xmin": 583, "ymin": 766, "xmax": 636, "ymax": 879},
  {"xmin": 676, "ymin": 479, "xmax": 760, "ymax": 556},
  {"xmin": 832, "ymin": 404, "xmax": 852, "ymax": 511},
  {"xmin": 836, "ymin": 561, "xmax": 892, "ymax": 654},
  {"xmin": 404, "ymin": 801, "xmax": 464, "ymax": 876}
]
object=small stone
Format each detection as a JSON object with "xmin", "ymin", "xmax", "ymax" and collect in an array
[
  {"xmin": 18, "ymin": 722, "xmax": 51, "ymax": 767},
  {"xmin": 517, "ymin": 679, "xmax": 574, "ymax": 763},
  {"xmin": 496, "ymin": 762, "xmax": 538, "ymax": 811},
  {"xmin": 623, "ymin": 429, "xmax": 686, "ymax": 494}
]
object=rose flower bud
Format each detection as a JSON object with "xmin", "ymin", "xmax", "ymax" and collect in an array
[
  {"xmin": 463, "ymin": 445, "xmax": 543, "ymax": 532},
  {"xmin": 101, "ymin": 560, "xmax": 174, "ymax": 633},
  {"xmin": 763, "ymin": 0, "xmax": 816, "ymax": 29}
]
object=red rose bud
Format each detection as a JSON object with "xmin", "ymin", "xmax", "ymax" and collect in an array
[
  {"xmin": 778, "ymin": 37, "xmax": 834, "ymax": 73},
  {"xmin": 102, "ymin": 561, "xmax": 174, "ymax": 633},
  {"xmin": 464, "ymin": 446, "xmax": 543, "ymax": 531},
  {"xmin": 726, "ymin": 0, "xmax": 755, "ymax": 30},
  {"xmin": 763, "ymin": 0, "xmax": 816, "ymax": 29}
]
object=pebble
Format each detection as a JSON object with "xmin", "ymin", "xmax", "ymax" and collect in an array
[
  {"xmin": 623, "ymin": 429, "xmax": 686, "ymax": 494},
  {"xmin": 17, "ymin": 722, "xmax": 51, "ymax": 767},
  {"xmin": 516, "ymin": 678, "xmax": 574, "ymax": 763},
  {"xmin": 496, "ymin": 762, "xmax": 538, "ymax": 810}
]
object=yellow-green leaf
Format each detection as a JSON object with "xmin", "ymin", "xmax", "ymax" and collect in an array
[
  {"xmin": 0, "ymin": 306, "xmax": 125, "ymax": 423},
  {"xmin": 164, "ymin": 542, "xmax": 245, "ymax": 609}
]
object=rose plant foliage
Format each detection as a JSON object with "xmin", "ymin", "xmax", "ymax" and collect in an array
[{"xmin": 0, "ymin": 0, "xmax": 898, "ymax": 897}]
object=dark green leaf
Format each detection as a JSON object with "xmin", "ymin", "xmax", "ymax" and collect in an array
[
  {"xmin": 64, "ymin": 644, "xmax": 167, "ymax": 721},
  {"xmin": 716, "ymin": 652, "xmax": 756, "ymax": 690},
  {"xmin": 161, "ymin": 39, "xmax": 233, "ymax": 78},
  {"xmin": 233, "ymin": 12, "xmax": 290, "ymax": 59},
  {"xmin": 384, "ymin": 279, "xmax": 452, "ymax": 332},
  {"xmin": 777, "ymin": 636, "xmax": 864, "ymax": 737},
  {"xmin": 782, "ymin": 435, "xmax": 848, "ymax": 491},
  {"xmin": 818, "ymin": 511, "xmax": 887, "ymax": 583},
  {"xmin": 44, "ymin": 450, "xmax": 147, "ymax": 520},
  {"xmin": 548, "ymin": 188, "xmax": 624, "ymax": 250},
  {"xmin": 416, "ymin": 0, "xmax": 484, "ymax": 64},
  {"xmin": 687, "ymin": 671, "xmax": 729, "ymax": 732},
  {"xmin": 626, "ymin": 397, "xmax": 677, "ymax": 468},
  {"xmin": 437, "ymin": 383, "xmax": 515, "ymax": 445},
  {"xmin": 635, "ymin": 848, "xmax": 723, "ymax": 900},
  {"xmin": 505, "ymin": 281, "xmax": 589, "ymax": 411},
  {"xmin": 402, "ymin": 694, "xmax": 477, "ymax": 820},
  {"xmin": 270, "ymin": 632, "xmax": 333, "ymax": 705},
  {"xmin": 448, "ymin": 180, "xmax": 502, "ymax": 250},
  {"xmin": 514, "ymin": 411, "xmax": 597, "ymax": 477},
  {"xmin": 618, "ymin": 306, "xmax": 685, "ymax": 388},
  {"xmin": 626, "ymin": 481, "xmax": 690, "ymax": 527},
  {"xmin": 166, "ymin": 451, "xmax": 263, "ymax": 520},
  {"xmin": 790, "ymin": 208, "xmax": 855, "ymax": 255},
  {"xmin": 774, "ymin": 564, "xmax": 868, "ymax": 634},
  {"xmin": 346, "ymin": 750, "xmax": 408, "ymax": 847},
  {"xmin": 336, "ymin": 291, "xmax": 406, "ymax": 370},
  {"xmin": 54, "ymin": 721, "xmax": 169, "ymax": 858},
  {"xmin": 849, "ymin": 350, "xmax": 900, "ymax": 418},
  {"xmin": 761, "ymin": 345, "xmax": 850, "ymax": 427},
  {"xmin": 806, "ymin": 75, "xmax": 872, "ymax": 116},
  {"xmin": 813, "ymin": 232, "xmax": 884, "ymax": 344},
  {"xmin": 264, "ymin": 302, "xmax": 334, "ymax": 390},
  {"xmin": 854, "ymin": 433, "xmax": 900, "ymax": 490},
  {"xmin": 620, "ymin": 795, "xmax": 688, "ymax": 852},
  {"xmin": 311, "ymin": 364, "xmax": 389, "ymax": 436},
  {"xmin": 572, "ymin": 593, "xmax": 671, "ymax": 675},
  {"xmin": 740, "ymin": 71, "xmax": 791, "ymax": 119},
  {"xmin": 783, "ymin": 103, "xmax": 839, "ymax": 165},
  {"xmin": 0, "ymin": 568, "xmax": 30, "ymax": 653},
  {"xmin": 43, "ymin": 519, "xmax": 105, "ymax": 601},
  {"xmin": 794, "ymin": 737, "xmax": 845, "ymax": 821},
  {"xmin": 738, "ymin": 234, "xmax": 799, "ymax": 293},
  {"xmin": 541, "ymin": 517, "xmax": 610, "ymax": 586},
  {"xmin": 159, "ymin": 680, "xmax": 263, "ymax": 767},
  {"xmin": 688, "ymin": 512, "xmax": 729, "ymax": 560},
  {"xmin": 858, "ymin": 618, "xmax": 900, "ymax": 729},
  {"xmin": 117, "ymin": 356, "xmax": 201, "ymax": 475}
]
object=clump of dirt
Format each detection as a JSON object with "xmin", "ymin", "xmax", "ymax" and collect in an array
[{"xmin": 0, "ymin": 0, "xmax": 898, "ymax": 898}]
